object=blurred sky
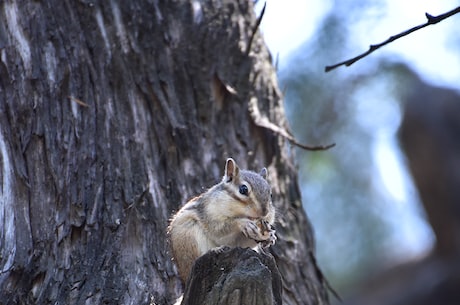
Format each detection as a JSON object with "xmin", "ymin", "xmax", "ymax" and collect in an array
[
  {"xmin": 256, "ymin": 0, "xmax": 460, "ymax": 87},
  {"xmin": 255, "ymin": 0, "xmax": 460, "ymax": 277}
]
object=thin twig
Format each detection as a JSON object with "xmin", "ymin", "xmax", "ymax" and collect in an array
[
  {"xmin": 248, "ymin": 97, "xmax": 335, "ymax": 151},
  {"xmin": 325, "ymin": 6, "xmax": 460, "ymax": 72},
  {"xmin": 68, "ymin": 96, "xmax": 89, "ymax": 107},
  {"xmin": 246, "ymin": 2, "xmax": 266, "ymax": 56},
  {"xmin": 274, "ymin": 52, "xmax": 279, "ymax": 71}
]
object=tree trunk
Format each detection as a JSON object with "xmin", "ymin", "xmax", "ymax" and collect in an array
[
  {"xmin": 182, "ymin": 247, "xmax": 283, "ymax": 305},
  {"xmin": 0, "ymin": 1, "xmax": 329, "ymax": 304}
]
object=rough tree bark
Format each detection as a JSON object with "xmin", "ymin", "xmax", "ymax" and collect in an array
[
  {"xmin": 0, "ymin": 1, "xmax": 329, "ymax": 304},
  {"xmin": 182, "ymin": 247, "xmax": 283, "ymax": 305}
]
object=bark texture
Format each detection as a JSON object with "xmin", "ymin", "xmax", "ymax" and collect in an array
[
  {"xmin": 0, "ymin": 1, "xmax": 329, "ymax": 304},
  {"xmin": 182, "ymin": 247, "xmax": 282, "ymax": 305}
]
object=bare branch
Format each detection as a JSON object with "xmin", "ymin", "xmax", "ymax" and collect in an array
[
  {"xmin": 246, "ymin": 2, "xmax": 266, "ymax": 56},
  {"xmin": 248, "ymin": 97, "xmax": 335, "ymax": 151},
  {"xmin": 325, "ymin": 6, "xmax": 460, "ymax": 72}
]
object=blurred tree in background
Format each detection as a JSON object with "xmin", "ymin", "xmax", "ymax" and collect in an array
[{"xmin": 274, "ymin": 0, "xmax": 460, "ymax": 303}]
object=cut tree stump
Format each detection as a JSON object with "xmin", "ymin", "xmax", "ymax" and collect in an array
[{"xmin": 181, "ymin": 247, "xmax": 282, "ymax": 305}]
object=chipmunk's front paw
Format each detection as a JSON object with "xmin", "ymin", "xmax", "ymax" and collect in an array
[
  {"xmin": 242, "ymin": 220, "xmax": 263, "ymax": 241},
  {"xmin": 258, "ymin": 221, "xmax": 276, "ymax": 248},
  {"xmin": 266, "ymin": 228, "xmax": 277, "ymax": 246},
  {"xmin": 241, "ymin": 219, "xmax": 276, "ymax": 247}
]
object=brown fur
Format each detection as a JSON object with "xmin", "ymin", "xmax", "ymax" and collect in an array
[{"xmin": 167, "ymin": 158, "xmax": 276, "ymax": 282}]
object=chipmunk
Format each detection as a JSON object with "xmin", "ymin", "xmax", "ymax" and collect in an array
[{"xmin": 168, "ymin": 158, "xmax": 276, "ymax": 282}]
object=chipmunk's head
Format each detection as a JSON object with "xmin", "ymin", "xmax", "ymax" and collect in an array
[{"xmin": 221, "ymin": 158, "xmax": 275, "ymax": 223}]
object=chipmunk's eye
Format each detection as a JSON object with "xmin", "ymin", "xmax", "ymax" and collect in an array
[{"xmin": 239, "ymin": 184, "xmax": 249, "ymax": 196}]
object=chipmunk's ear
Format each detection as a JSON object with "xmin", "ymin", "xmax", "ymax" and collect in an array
[
  {"xmin": 259, "ymin": 167, "xmax": 268, "ymax": 180},
  {"xmin": 224, "ymin": 158, "xmax": 239, "ymax": 182}
]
